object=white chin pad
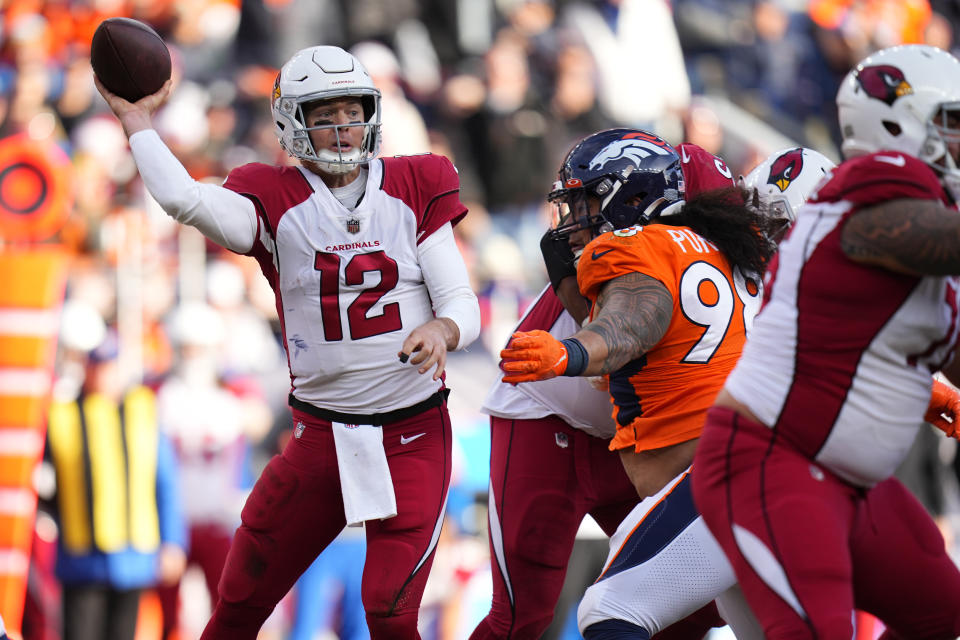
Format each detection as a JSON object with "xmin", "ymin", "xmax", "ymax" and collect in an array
[{"xmin": 315, "ymin": 147, "xmax": 364, "ymax": 173}]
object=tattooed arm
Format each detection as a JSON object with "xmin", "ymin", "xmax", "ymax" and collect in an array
[
  {"xmin": 841, "ymin": 198, "xmax": 960, "ymax": 275},
  {"xmin": 572, "ymin": 272, "xmax": 673, "ymax": 376}
]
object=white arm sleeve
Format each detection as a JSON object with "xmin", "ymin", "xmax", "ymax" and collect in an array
[
  {"xmin": 418, "ymin": 222, "xmax": 481, "ymax": 350},
  {"xmin": 128, "ymin": 129, "xmax": 258, "ymax": 254}
]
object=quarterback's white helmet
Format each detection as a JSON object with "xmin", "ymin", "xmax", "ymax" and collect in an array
[
  {"xmin": 836, "ymin": 44, "xmax": 960, "ymax": 200},
  {"xmin": 272, "ymin": 46, "xmax": 382, "ymax": 174},
  {"xmin": 741, "ymin": 147, "xmax": 835, "ymax": 232}
]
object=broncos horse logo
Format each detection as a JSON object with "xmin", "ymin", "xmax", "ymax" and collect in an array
[
  {"xmin": 856, "ymin": 65, "xmax": 913, "ymax": 106},
  {"xmin": 767, "ymin": 148, "xmax": 805, "ymax": 192},
  {"xmin": 589, "ymin": 137, "xmax": 671, "ymax": 172}
]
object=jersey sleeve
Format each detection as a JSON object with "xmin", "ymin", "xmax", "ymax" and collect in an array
[
  {"xmin": 813, "ymin": 152, "xmax": 947, "ymax": 206},
  {"xmin": 677, "ymin": 143, "xmax": 736, "ymax": 196},
  {"xmin": 223, "ymin": 163, "xmax": 315, "ymax": 255},
  {"xmin": 381, "ymin": 154, "xmax": 468, "ymax": 244},
  {"xmin": 577, "ymin": 228, "xmax": 676, "ymax": 302}
]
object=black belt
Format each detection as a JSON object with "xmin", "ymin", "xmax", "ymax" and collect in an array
[{"xmin": 288, "ymin": 388, "xmax": 449, "ymax": 425}]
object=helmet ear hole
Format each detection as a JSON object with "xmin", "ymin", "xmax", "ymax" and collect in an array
[{"xmin": 883, "ymin": 121, "xmax": 902, "ymax": 136}]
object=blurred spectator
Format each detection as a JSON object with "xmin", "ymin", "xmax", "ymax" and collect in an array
[
  {"xmin": 342, "ymin": 0, "xmax": 420, "ymax": 43},
  {"xmin": 203, "ymin": 257, "xmax": 284, "ymax": 378},
  {"xmin": 351, "ymin": 40, "xmax": 431, "ymax": 157},
  {"xmin": 546, "ymin": 38, "xmax": 615, "ymax": 163},
  {"xmin": 470, "ymin": 26, "xmax": 553, "ymax": 214},
  {"xmin": 895, "ymin": 422, "xmax": 956, "ymax": 552},
  {"xmin": 746, "ymin": 3, "xmax": 841, "ymax": 142},
  {"xmin": 154, "ymin": 301, "xmax": 270, "ymax": 639},
  {"xmin": 563, "ymin": 0, "xmax": 690, "ymax": 137},
  {"xmin": 809, "ymin": 0, "xmax": 932, "ymax": 64},
  {"xmin": 45, "ymin": 300, "xmax": 187, "ymax": 640},
  {"xmin": 434, "ymin": 70, "xmax": 489, "ymax": 203}
]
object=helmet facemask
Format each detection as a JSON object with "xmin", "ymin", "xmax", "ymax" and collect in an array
[
  {"xmin": 276, "ymin": 89, "xmax": 381, "ymax": 174},
  {"xmin": 547, "ymin": 166, "xmax": 684, "ymax": 245},
  {"xmin": 742, "ymin": 184, "xmax": 793, "ymax": 244},
  {"xmin": 920, "ymin": 100, "xmax": 960, "ymax": 202},
  {"xmin": 762, "ymin": 196, "xmax": 797, "ymax": 244},
  {"xmin": 547, "ymin": 178, "xmax": 612, "ymax": 251}
]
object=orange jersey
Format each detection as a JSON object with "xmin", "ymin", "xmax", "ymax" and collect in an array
[{"xmin": 577, "ymin": 224, "xmax": 761, "ymax": 453}]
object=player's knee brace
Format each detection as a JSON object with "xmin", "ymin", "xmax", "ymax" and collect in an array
[{"xmin": 582, "ymin": 619, "xmax": 651, "ymax": 640}]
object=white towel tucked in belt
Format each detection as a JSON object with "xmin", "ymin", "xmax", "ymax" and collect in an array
[{"xmin": 331, "ymin": 421, "xmax": 397, "ymax": 527}]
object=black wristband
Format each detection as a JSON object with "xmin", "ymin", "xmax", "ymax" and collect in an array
[
  {"xmin": 540, "ymin": 230, "xmax": 577, "ymax": 292},
  {"xmin": 560, "ymin": 338, "xmax": 588, "ymax": 376}
]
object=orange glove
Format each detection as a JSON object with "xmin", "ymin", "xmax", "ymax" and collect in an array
[
  {"xmin": 925, "ymin": 378, "xmax": 960, "ymax": 439},
  {"xmin": 500, "ymin": 330, "xmax": 570, "ymax": 383}
]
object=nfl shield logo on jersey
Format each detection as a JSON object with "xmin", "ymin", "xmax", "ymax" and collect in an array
[
  {"xmin": 294, "ymin": 421, "xmax": 305, "ymax": 439},
  {"xmin": 346, "ymin": 218, "xmax": 361, "ymax": 234},
  {"xmin": 555, "ymin": 432, "xmax": 569, "ymax": 448}
]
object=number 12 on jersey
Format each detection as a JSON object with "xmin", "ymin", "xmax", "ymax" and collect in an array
[{"xmin": 314, "ymin": 250, "xmax": 403, "ymax": 341}]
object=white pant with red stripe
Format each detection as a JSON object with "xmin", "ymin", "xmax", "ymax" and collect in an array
[{"xmin": 577, "ymin": 467, "xmax": 762, "ymax": 639}]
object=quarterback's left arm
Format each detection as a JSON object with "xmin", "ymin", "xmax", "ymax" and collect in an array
[
  {"xmin": 500, "ymin": 272, "xmax": 672, "ymax": 383},
  {"xmin": 400, "ymin": 222, "xmax": 480, "ymax": 379}
]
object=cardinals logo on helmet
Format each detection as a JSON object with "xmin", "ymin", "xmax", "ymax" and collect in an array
[
  {"xmin": 589, "ymin": 133, "xmax": 673, "ymax": 172},
  {"xmin": 767, "ymin": 148, "xmax": 805, "ymax": 192},
  {"xmin": 272, "ymin": 73, "xmax": 282, "ymax": 103},
  {"xmin": 856, "ymin": 65, "xmax": 913, "ymax": 106}
]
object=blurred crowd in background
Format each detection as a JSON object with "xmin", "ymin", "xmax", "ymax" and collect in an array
[{"xmin": 2, "ymin": 0, "xmax": 960, "ymax": 638}]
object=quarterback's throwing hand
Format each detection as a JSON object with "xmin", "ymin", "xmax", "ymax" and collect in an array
[
  {"xmin": 925, "ymin": 378, "xmax": 960, "ymax": 439},
  {"xmin": 500, "ymin": 330, "xmax": 569, "ymax": 383}
]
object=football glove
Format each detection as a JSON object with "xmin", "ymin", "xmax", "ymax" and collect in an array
[
  {"xmin": 924, "ymin": 378, "xmax": 960, "ymax": 439},
  {"xmin": 540, "ymin": 229, "xmax": 578, "ymax": 292},
  {"xmin": 500, "ymin": 330, "xmax": 570, "ymax": 383}
]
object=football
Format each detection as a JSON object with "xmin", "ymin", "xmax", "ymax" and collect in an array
[{"xmin": 90, "ymin": 17, "xmax": 171, "ymax": 103}]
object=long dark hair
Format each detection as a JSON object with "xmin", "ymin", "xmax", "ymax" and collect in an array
[{"xmin": 654, "ymin": 187, "xmax": 779, "ymax": 276}]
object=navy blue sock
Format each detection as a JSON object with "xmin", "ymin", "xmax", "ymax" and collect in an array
[{"xmin": 582, "ymin": 619, "xmax": 651, "ymax": 640}]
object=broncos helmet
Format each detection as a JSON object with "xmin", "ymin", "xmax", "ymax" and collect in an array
[
  {"xmin": 272, "ymin": 46, "xmax": 382, "ymax": 174},
  {"xmin": 548, "ymin": 128, "xmax": 685, "ymax": 241},
  {"xmin": 740, "ymin": 147, "xmax": 835, "ymax": 237},
  {"xmin": 837, "ymin": 44, "xmax": 960, "ymax": 200}
]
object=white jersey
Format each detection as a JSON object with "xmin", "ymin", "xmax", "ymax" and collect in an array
[
  {"xmin": 223, "ymin": 154, "xmax": 468, "ymax": 414},
  {"xmin": 725, "ymin": 151, "xmax": 960, "ymax": 487},
  {"xmin": 482, "ymin": 286, "xmax": 616, "ymax": 438}
]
